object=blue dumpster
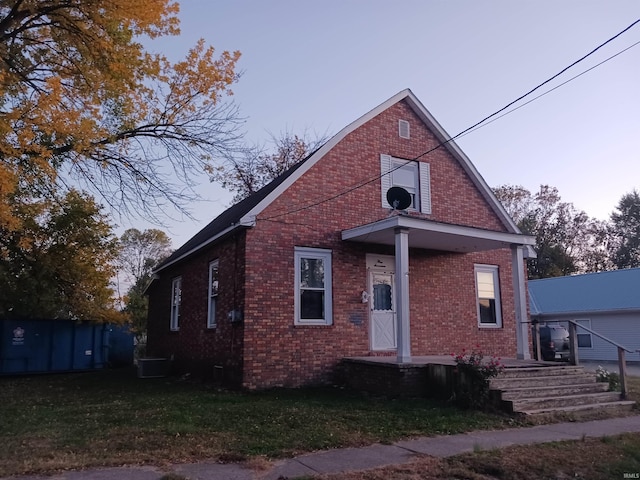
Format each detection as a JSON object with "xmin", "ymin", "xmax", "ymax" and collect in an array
[
  {"xmin": 107, "ymin": 324, "xmax": 135, "ymax": 367},
  {"xmin": 0, "ymin": 319, "xmax": 133, "ymax": 374}
]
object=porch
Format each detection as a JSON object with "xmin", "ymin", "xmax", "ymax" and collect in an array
[
  {"xmin": 339, "ymin": 355, "xmax": 636, "ymax": 417},
  {"xmin": 339, "ymin": 355, "xmax": 552, "ymax": 399},
  {"xmin": 342, "ymin": 215, "xmax": 537, "ymax": 362}
]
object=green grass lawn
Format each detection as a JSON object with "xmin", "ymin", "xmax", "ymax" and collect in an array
[{"xmin": 0, "ymin": 367, "xmax": 514, "ymax": 477}]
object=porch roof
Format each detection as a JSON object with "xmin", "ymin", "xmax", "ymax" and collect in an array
[{"xmin": 341, "ymin": 215, "xmax": 536, "ymax": 254}]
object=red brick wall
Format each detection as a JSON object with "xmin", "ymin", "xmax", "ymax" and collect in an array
[
  {"xmin": 241, "ymin": 100, "xmax": 520, "ymax": 389},
  {"xmin": 146, "ymin": 232, "xmax": 246, "ymax": 385},
  {"xmin": 147, "ymin": 99, "xmax": 525, "ymax": 389}
]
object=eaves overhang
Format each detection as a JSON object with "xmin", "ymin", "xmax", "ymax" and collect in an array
[
  {"xmin": 153, "ymin": 223, "xmax": 249, "ymax": 274},
  {"xmin": 531, "ymin": 308, "xmax": 640, "ymax": 319},
  {"xmin": 341, "ymin": 215, "xmax": 536, "ymax": 253}
]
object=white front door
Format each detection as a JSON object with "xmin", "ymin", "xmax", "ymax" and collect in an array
[{"xmin": 370, "ymin": 271, "xmax": 397, "ymax": 350}]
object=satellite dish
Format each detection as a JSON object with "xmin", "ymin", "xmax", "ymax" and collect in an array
[{"xmin": 386, "ymin": 187, "xmax": 411, "ymax": 210}]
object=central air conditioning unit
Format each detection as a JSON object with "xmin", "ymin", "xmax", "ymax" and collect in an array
[{"xmin": 137, "ymin": 358, "xmax": 169, "ymax": 378}]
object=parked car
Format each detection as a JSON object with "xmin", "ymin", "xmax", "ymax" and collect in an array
[{"xmin": 538, "ymin": 325, "xmax": 570, "ymax": 361}]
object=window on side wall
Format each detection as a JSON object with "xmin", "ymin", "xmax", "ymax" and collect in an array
[
  {"xmin": 294, "ymin": 247, "xmax": 332, "ymax": 325},
  {"xmin": 170, "ymin": 276, "xmax": 182, "ymax": 331},
  {"xmin": 575, "ymin": 319, "xmax": 592, "ymax": 348},
  {"xmin": 475, "ymin": 265, "xmax": 502, "ymax": 328},
  {"xmin": 207, "ymin": 260, "xmax": 219, "ymax": 328},
  {"xmin": 380, "ymin": 154, "xmax": 431, "ymax": 214}
]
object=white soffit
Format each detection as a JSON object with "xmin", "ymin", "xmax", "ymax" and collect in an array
[{"xmin": 342, "ymin": 216, "xmax": 535, "ymax": 253}]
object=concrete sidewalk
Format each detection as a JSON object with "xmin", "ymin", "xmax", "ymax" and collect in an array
[{"xmin": 7, "ymin": 415, "xmax": 640, "ymax": 480}]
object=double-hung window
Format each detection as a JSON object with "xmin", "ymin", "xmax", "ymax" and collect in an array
[
  {"xmin": 575, "ymin": 319, "xmax": 593, "ymax": 348},
  {"xmin": 380, "ymin": 154, "xmax": 431, "ymax": 214},
  {"xmin": 170, "ymin": 276, "xmax": 182, "ymax": 331},
  {"xmin": 294, "ymin": 247, "xmax": 332, "ymax": 325},
  {"xmin": 475, "ymin": 265, "xmax": 502, "ymax": 328},
  {"xmin": 207, "ymin": 260, "xmax": 219, "ymax": 328}
]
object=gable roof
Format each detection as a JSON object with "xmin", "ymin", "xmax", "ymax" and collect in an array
[
  {"xmin": 237, "ymin": 88, "xmax": 520, "ymax": 233},
  {"xmin": 156, "ymin": 88, "xmax": 524, "ymax": 273},
  {"xmin": 529, "ymin": 268, "xmax": 640, "ymax": 316}
]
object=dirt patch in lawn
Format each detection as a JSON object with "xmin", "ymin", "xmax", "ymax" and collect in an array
[{"xmin": 312, "ymin": 433, "xmax": 640, "ymax": 480}]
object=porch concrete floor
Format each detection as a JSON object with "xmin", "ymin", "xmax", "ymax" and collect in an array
[{"xmin": 344, "ymin": 355, "xmax": 560, "ymax": 368}]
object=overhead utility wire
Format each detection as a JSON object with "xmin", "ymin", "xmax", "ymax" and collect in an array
[
  {"xmin": 459, "ymin": 38, "xmax": 640, "ymax": 140},
  {"xmin": 259, "ymin": 18, "xmax": 640, "ymax": 222},
  {"xmin": 424, "ymin": 17, "xmax": 640, "ymax": 154}
]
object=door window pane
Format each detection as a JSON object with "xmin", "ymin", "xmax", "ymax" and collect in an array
[{"xmin": 373, "ymin": 283, "xmax": 392, "ymax": 311}]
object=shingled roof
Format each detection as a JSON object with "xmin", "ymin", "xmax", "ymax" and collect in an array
[
  {"xmin": 155, "ymin": 155, "xmax": 313, "ymax": 272},
  {"xmin": 155, "ymin": 88, "xmax": 529, "ymax": 273}
]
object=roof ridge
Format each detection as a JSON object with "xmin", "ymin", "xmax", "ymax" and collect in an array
[
  {"xmin": 530, "ymin": 267, "xmax": 640, "ymax": 283},
  {"xmin": 154, "ymin": 88, "xmax": 527, "ymax": 272}
]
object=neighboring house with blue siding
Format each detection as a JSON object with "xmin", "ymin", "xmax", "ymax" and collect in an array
[{"xmin": 528, "ymin": 268, "xmax": 640, "ymax": 363}]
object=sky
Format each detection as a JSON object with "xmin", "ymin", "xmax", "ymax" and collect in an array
[{"xmin": 128, "ymin": 0, "xmax": 640, "ymax": 249}]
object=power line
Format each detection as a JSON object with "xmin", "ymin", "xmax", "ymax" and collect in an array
[
  {"xmin": 426, "ymin": 17, "xmax": 640, "ymax": 156},
  {"xmin": 260, "ymin": 19, "xmax": 640, "ymax": 222},
  {"xmin": 458, "ymin": 38, "xmax": 640, "ymax": 139}
]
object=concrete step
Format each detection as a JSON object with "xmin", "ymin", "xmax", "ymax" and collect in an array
[
  {"xmin": 508, "ymin": 391, "xmax": 622, "ymax": 412},
  {"xmin": 499, "ymin": 382, "xmax": 609, "ymax": 400},
  {"xmin": 501, "ymin": 365, "xmax": 584, "ymax": 378},
  {"xmin": 488, "ymin": 363, "xmax": 636, "ymax": 418},
  {"xmin": 491, "ymin": 373, "xmax": 595, "ymax": 390},
  {"xmin": 519, "ymin": 400, "xmax": 636, "ymax": 418}
]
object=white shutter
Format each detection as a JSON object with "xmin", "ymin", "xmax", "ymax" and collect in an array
[
  {"xmin": 380, "ymin": 154, "xmax": 392, "ymax": 208},
  {"xmin": 419, "ymin": 162, "xmax": 431, "ymax": 214}
]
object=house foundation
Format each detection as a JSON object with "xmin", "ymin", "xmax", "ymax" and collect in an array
[{"xmin": 340, "ymin": 356, "xmax": 553, "ymax": 400}]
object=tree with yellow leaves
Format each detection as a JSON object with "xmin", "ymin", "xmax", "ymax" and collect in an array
[{"xmin": 0, "ymin": 0, "xmax": 242, "ymax": 228}]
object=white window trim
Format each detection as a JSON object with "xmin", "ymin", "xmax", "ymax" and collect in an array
[
  {"xmin": 574, "ymin": 318, "xmax": 593, "ymax": 348},
  {"xmin": 170, "ymin": 276, "xmax": 182, "ymax": 331},
  {"xmin": 474, "ymin": 265, "xmax": 502, "ymax": 328},
  {"xmin": 207, "ymin": 260, "xmax": 219, "ymax": 329},
  {"xmin": 294, "ymin": 247, "xmax": 333, "ymax": 326},
  {"xmin": 380, "ymin": 154, "xmax": 431, "ymax": 214}
]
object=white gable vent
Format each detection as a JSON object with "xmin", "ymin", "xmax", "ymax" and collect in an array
[{"xmin": 398, "ymin": 119, "xmax": 410, "ymax": 139}]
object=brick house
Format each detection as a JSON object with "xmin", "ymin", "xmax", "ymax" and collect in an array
[{"xmin": 146, "ymin": 89, "xmax": 536, "ymax": 389}]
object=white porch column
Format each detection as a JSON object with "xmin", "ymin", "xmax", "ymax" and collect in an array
[
  {"xmin": 511, "ymin": 245, "xmax": 531, "ymax": 359},
  {"xmin": 395, "ymin": 227, "xmax": 411, "ymax": 363}
]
